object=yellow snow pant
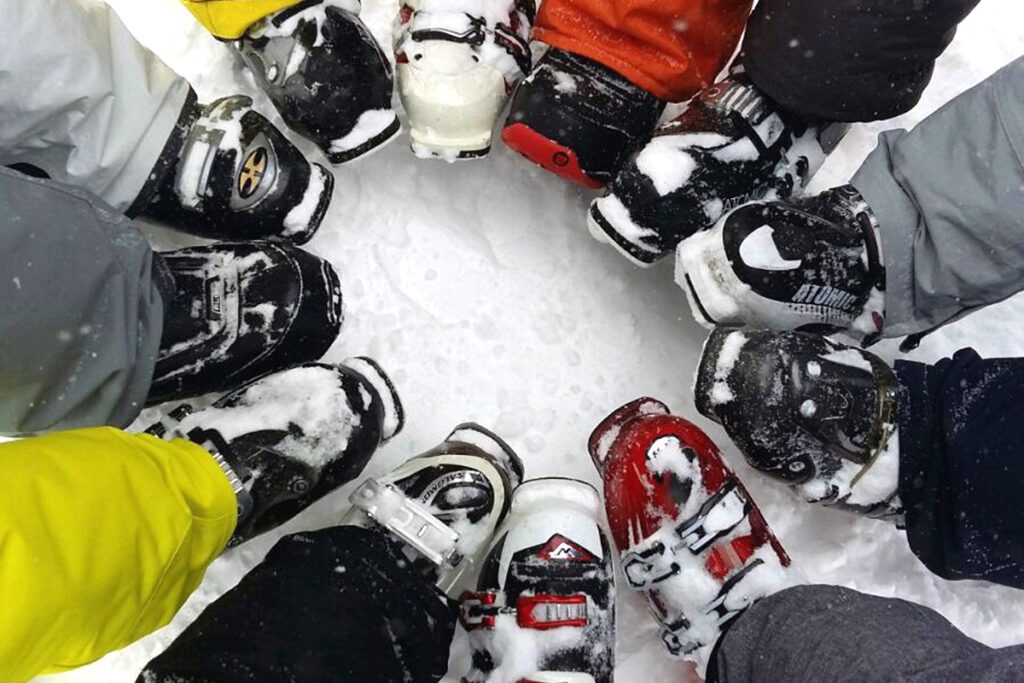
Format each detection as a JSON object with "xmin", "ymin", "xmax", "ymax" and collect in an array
[
  {"xmin": 0, "ymin": 427, "xmax": 236, "ymax": 683},
  {"xmin": 179, "ymin": 0, "xmax": 304, "ymax": 39}
]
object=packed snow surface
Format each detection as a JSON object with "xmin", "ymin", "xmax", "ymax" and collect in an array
[{"xmin": 42, "ymin": 2, "xmax": 1024, "ymax": 682}]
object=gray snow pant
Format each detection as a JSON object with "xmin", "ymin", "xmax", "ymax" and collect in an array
[
  {"xmin": 709, "ymin": 585, "xmax": 1024, "ymax": 682},
  {"xmin": 0, "ymin": 0, "xmax": 194, "ymax": 214},
  {"xmin": 0, "ymin": 168, "xmax": 165, "ymax": 434},
  {"xmin": 851, "ymin": 56, "xmax": 1024, "ymax": 341}
]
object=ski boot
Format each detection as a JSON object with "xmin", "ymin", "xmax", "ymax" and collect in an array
[
  {"xmin": 502, "ymin": 48, "xmax": 664, "ymax": 188},
  {"xmin": 147, "ymin": 357, "xmax": 403, "ymax": 543},
  {"xmin": 344, "ymin": 423, "xmax": 524, "ymax": 595},
  {"xmin": 676, "ymin": 184, "xmax": 886, "ymax": 341},
  {"xmin": 395, "ymin": 0, "xmax": 534, "ymax": 160},
  {"xmin": 695, "ymin": 329, "xmax": 901, "ymax": 518},
  {"xmin": 141, "ymin": 95, "xmax": 334, "ymax": 243},
  {"xmin": 461, "ymin": 478, "xmax": 615, "ymax": 683},
  {"xmin": 147, "ymin": 241, "xmax": 343, "ymax": 405},
  {"xmin": 237, "ymin": 0, "xmax": 400, "ymax": 164},
  {"xmin": 590, "ymin": 398, "xmax": 796, "ymax": 667},
  {"xmin": 589, "ymin": 69, "xmax": 849, "ymax": 265}
]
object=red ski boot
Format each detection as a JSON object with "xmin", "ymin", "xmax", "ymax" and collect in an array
[{"xmin": 590, "ymin": 398, "xmax": 798, "ymax": 665}]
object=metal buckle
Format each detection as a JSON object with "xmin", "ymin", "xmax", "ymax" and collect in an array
[
  {"xmin": 678, "ymin": 482, "xmax": 750, "ymax": 553},
  {"xmin": 621, "ymin": 541, "xmax": 680, "ymax": 589},
  {"xmin": 516, "ymin": 594, "xmax": 588, "ymax": 630},
  {"xmin": 349, "ymin": 479, "xmax": 461, "ymax": 567}
]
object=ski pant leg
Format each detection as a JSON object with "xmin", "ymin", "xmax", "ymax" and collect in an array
[
  {"xmin": 139, "ymin": 525, "xmax": 457, "ymax": 683},
  {"xmin": 848, "ymin": 57, "xmax": 1024, "ymax": 339},
  {"xmin": 0, "ymin": 0, "xmax": 195, "ymax": 214},
  {"xmin": 707, "ymin": 585, "xmax": 1024, "ymax": 683},
  {"xmin": 178, "ymin": 0, "xmax": 305, "ymax": 39},
  {"xmin": 0, "ymin": 427, "xmax": 236, "ymax": 683},
  {"xmin": 894, "ymin": 349, "xmax": 1024, "ymax": 589},
  {"xmin": 742, "ymin": 0, "xmax": 979, "ymax": 121},
  {"xmin": 0, "ymin": 167, "xmax": 167, "ymax": 434},
  {"xmin": 533, "ymin": 0, "xmax": 753, "ymax": 102}
]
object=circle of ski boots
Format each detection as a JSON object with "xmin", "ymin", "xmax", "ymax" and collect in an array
[
  {"xmin": 502, "ymin": 48, "xmax": 665, "ymax": 188},
  {"xmin": 343, "ymin": 423, "xmax": 525, "ymax": 595},
  {"xmin": 237, "ymin": 0, "xmax": 401, "ymax": 163},
  {"xmin": 676, "ymin": 184, "xmax": 887, "ymax": 341},
  {"xmin": 395, "ymin": 0, "xmax": 535, "ymax": 160},
  {"xmin": 695, "ymin": 329, "xmax": 902, "ymax": 519},
  {"xmin": 146, "ymin": 357, "xmax": 404, "ymax": 543},
  {"xmin": 142, "ymin": 95, "xmax": 334, "ymax": 243},
  {"xmin": 589, "ymin": 70, "xmax": 849, "ymax": 266},
  {"xmin": 146, "ymin": 240, "xmax": 344, "ymax": 405},
  {"xmin": 461, "ymin": 477, "xmax": 616, "ymax": 683},
  {"xmin": 589, "ymin": 398, "xmax": 796, "ymax": 664}
]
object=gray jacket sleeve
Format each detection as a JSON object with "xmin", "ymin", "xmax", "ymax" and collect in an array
[
  {"xmin": 0, "ymin": 0, "xmax": 193, "ymax": 214},
  {"xmin": 0, "ymin": 168, "xmax": 164, "ymax": 434},
  {"xmin": 851, "ymin": 56, "xmax": 1024, "ymax": 339}
]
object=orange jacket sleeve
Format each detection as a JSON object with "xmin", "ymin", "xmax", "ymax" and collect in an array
[{"xmin": 533, "ymin": 0, "xmax": 752, "ymax": 102}]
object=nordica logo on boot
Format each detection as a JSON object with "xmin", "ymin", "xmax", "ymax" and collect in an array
[
  {"xmin": 792, "ymin": 284, "xmax": 858, "ymax": 311},
  {"xmin": 537, "ymin": 534, "xmax": 598, "ymax": 562},
  {"xmin": 238, "ymin": 148, "xmax": 269, "ymax": 199}
]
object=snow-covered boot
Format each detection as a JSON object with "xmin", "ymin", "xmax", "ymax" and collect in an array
[
  {"xmin": 589, "ymin": 398, "xmax": 797, "ymax": 667},
  {"xmin": 676, "ymin": 185, "xmax": 886, "ymax": 341},
  {"xmin": 695, "ymin": 329, "xmax": 901, "ymax": 518},
  {"xmin": 237, "ymin": 0, "xmax": 401, "ymax": 163},
  {"xmin": 395, "ymin": 0, "xmax": 534, "ymax": 160},
  {"xmin": 502, "ymin": 48, "xmax": 665, "ymax": 188},
  {"xmin": 344, "ymin": 423, "xmax": 524, "ymax": 595},
  {"xmin": 147, "ymin": 241, "xmax": 343, "ymax": 405},
  {"xmin": 147, "ymin": 358, "xmax": 403, "ymax": 543},
  {"xmin": 142, "ymin": 95, "xmax": 334, "ymax": 243},
  {"xmin": 461, "ymin": 478, "xmax": 615, "ymax": 683},
  {"xmin": 589, "ymin": 71, "xmax": 848, "ymax": 265}
]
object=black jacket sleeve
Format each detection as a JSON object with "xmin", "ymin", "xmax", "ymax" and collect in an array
[
  {"xmin": 742, "ymin": 0, "xmax": 980, "ymax": 122},
  {"xmin": 895, "ymin": 348, "xmax": 1024, "ymax": 590}
]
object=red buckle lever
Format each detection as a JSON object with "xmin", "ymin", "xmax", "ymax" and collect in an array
[
  {"xmin": 459, "ymin": 591, "xmax": 499, "ymax": 631},
  {"xmin": 516, "ymin": 593, "xmax": 588, "ymax": 630}
]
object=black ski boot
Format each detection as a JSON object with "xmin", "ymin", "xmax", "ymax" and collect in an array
[
  {"xmin": 344, "ymin": 423, "xmax": 523, "ymax": 595},
  {"xmin": 676, "ymin": 184, "xmax": 886, "ymax": 341},
  {"xmin": 142, "ymin": 95, "xmax": 333, "ymax": 243},
  {"xmin": 237, "ymin": 0, "xmax": 400, "ymax": 164},
  {"xmin": 695, "ymin": 328, "xmax": 901, "ymax": 518},
  {"xmin": 502, "ymin": 48, "xmax": 664, "ymax": 188},
  {"xmin": 147, "ymin": 241, "xmax": 343, "ymax": 405},
  {"xmin": 461, "ymin": 478, "xmax": 616, "ymax": 683},
  {"xmin": 147, "ymin": 357, "xmax": 404, "ymax": 543},
  {"xmin": 589, "ymin": 70, "xmax": 849, "ymax": 265}
]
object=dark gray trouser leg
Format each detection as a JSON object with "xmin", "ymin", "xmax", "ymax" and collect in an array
[
  {"xmin": 850, "ymin": 56, "xmax": 1024, "ymax": 339},
  {"xmin": 0, "ymin": 167, "xmax": 163, "ymax": 434},
  {"xmin": 710, "ymin": 585, "xmax": 1024, "ymax": 683}
]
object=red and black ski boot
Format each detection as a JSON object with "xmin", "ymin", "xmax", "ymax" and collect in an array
[
  {"xmin": 461, "ymin": 477, "xmax": 616, "ymax": 683},
  {"xmin": 147, "ymin": 357, "xmax": 404, "ymax": 543},
  {"xmin": 590, "ymin": 399, "xmax": 798, "ymax": 667},
  {"xmin": 142, "ymin": 95, "xmax": 334, "ymax": 243},
  {"xmin": 502, "ymin": 48, "xmax": 664, "ymax": 188},
  {"xmin": 344, "ymin": 423, "xmax": 524, "ymax": 595}
]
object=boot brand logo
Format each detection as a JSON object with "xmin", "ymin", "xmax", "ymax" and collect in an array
[
  {"xmin": 538, "ymin": 534, "xmax": 596, "ymax": 562},
  {"xmin": 792, "ymin": 283, "xmax": 858, "ymax": 311},
  {"xmin": 239, "ymin": 148, "xmax": 269, "ymax": 199},
  {"xmin": 739, "ymin": 225, "xmax": 802, "ymax": 272}
]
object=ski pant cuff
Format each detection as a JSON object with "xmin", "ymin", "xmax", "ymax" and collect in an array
[{"xmin": 850, "ymin": 132, "xmax": 923, "ymax": 339}]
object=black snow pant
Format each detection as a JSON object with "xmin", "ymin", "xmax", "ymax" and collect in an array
[
  {"xmin": 895, "ymin": 349, "xmax": 1024, "ymax": 589},
  {"xmin": 743, "ymin": 0, "xmax": 981, "ymax": 121},
  {"xmin": 707, "ymin": 585, "xmax": 1024, "ymax": 682},
  {"xmin": 139, "ymin": 525, "xmax": 457, "ymax": 683}
]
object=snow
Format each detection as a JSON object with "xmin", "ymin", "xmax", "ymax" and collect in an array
[
  {"xmin": 40, "ymin": 2, "xmax": 1024, "ymax": 682},
  {"xmin": 283, "ymin": 163, "xmax": 328, "ymax": 235}
]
